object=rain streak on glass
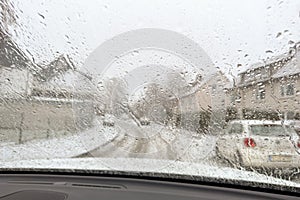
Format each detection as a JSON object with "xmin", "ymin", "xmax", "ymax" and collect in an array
[{"xmin": 0, "ymin": 0, "xmax": 300, "ymax": 192}]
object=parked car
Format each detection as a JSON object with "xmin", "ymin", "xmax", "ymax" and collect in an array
[
  {"xmin": 103, "ymin": 114, "xmax": 115, "ymax": 127},
  {"xmin": 216, "ymin": 120, "xmax": 300, "ymax": 170},
  {"xmin": 140, "ymin": 116, "xmax": 150, "ymax": 126},
  {"xmin": 284, "ymin": 120, "xmax": 300, "ymax": 135}
]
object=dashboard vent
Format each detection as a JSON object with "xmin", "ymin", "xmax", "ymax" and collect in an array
[{"xmin": 71, "ymin": 183, "xmax": 124, "ymax": 189}]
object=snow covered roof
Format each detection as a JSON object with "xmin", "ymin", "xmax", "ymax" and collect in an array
[
  {"xmin": 31, "ymin": 54, "xmax": 95, "ymax": 98},
  {"xmin": 36, "ymin": 54, "xmax": 76, "ymax": 81},
  {"xmin": 40, "ymin": 70, "xmax": 79, "ymax": 90},
  {"xmin": 238, "ymin": 52, "xmax": 293, "ymax": 75},
  {"xmin": 0, "ymin": 30, "xmax": 35, "ymax": 70},
  {"xmin": 272, "ymin": 60, "xmax": 300, "ymax": 79},
  {"xmin": 178, "ymin": 71, "xmax": 231, "ymax": 99}
]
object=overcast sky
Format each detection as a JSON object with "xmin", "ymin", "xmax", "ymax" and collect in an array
[{"xmin": 9, "ymin": 0, "xmax": 300, "ymax": 76}]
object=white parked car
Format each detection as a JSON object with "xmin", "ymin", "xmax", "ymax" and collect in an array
[
  {"xmin": 284, "ymin": 120, "xmax": 300, "ymax": 134},
  {"xmin": 216, "ymin": 120, "xmax": 300, "ymax": 170},
  {"xmin": 103, "ymin": 114, "xmax": 115, "ymax": 127}
]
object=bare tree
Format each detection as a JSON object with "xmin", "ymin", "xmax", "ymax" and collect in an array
[
  {"xmin": 99, "ymin": 77, "xmax": 128, "ymax": 116},
  {"xmin": 165, "ymin": 70, "xmax": 187, "ymax": 96},
  {"xmin": 133, "ymin": 83, "xmax": 168, "ymax": 123}
]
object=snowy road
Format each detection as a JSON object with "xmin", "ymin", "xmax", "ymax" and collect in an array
[
  {"xmin": 78, "ymin": 119, "xmax": 219, "ymax": 165},
  {"xmin": 0, "ymin": 117, "xmax": 220, "ymax": 166},
  {"xmin": 79, "ymin": 120, "xmax": 177, "ymax": 159}
]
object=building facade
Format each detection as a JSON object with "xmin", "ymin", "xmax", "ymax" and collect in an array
[
  {"xmin": 226, "ymin": 42, "xmax": 300, "ymax": 120},
  {"xmin": 173, "ymin": 71, "xmax": 232, "ymax": 132}
]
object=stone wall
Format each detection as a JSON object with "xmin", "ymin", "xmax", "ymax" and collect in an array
[{"xmin": 0, "ymin": 98, "xmax": 94, "ymax": 144}]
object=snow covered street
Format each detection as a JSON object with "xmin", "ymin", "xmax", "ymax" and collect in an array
[
  {"xmin": 1, "ymin": 117, "xmax": 220, "ymax": 167},
  {"xmin": 77, "ymin": 118, "xmax": 219, "ymax": 166}
]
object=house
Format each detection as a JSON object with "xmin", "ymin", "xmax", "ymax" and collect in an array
[
  {"xmin": 171, "ymin": 71, "xmax": 232, "ymax": 132},
  {"xmin": 29, "ymin": 54, "xmax": 95, "ymax": 132},
  {"xmin": 0, "ymin": 29, "xmax": 93, "ymax": 101},
  {"xmin": 0, "ymin": 30, "xmax": 95, "ymax": 143},
  {"xmin": 228, "ymin": 42, "xmax": 300, "ymax": 120},
  {"xmin": 0, "ymin": 30, "xmax": 35, "ymax": 98},
  {"xmin": 0, "ymin": 67, "xmax": 33, "ymax": 98},
  {"xmin": 31, "ymin": 54, "xmax": 93, "ymax": 101},
  {"xmin": 0, "ymin": 30, "xmax": 34, "ymax": 71}
]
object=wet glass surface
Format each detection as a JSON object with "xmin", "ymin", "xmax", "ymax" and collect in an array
[{"xmin": 0, "ymin": 0, "xmax": 300, "ymax": 191}]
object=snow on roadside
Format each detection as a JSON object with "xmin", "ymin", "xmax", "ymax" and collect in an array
[
  {"xmin": 148, "ymin": 123, "xmax": 218, "ymax": 163},
  {"xmin": 0, "ymin": 120, "xmax": 118, "ymax": 161},
  {"xmin": 180, "ymin": 135, "xmax": 217, "ymax": 163}
]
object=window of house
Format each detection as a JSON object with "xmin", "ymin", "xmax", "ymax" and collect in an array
[
  {"xmin": 286, "ymin": 111, "xmax": 295, "ymax": 120},
  {"xmin": 236, "ymin": 91, "xmax": 241, "ymax": 102},
  {"xmin": 281, "ymin": 83, "xmax": 295, "ymax": 97},
  {"xmin": 286, "ymin": 83, "xmax": 295, "ymax": 96},
  {"xmin": 240, "ymin": 74, "xmax": 245, "ymax": 83},
  {"xmin": 230, "ymin": 95, "xmax": 235, "ymax": 103},
  {"xmin": 247, "ymin": 72, "xmax": 254, "ymax": 83},
  {"xmin": 230, "ymin": 91, "xmax": 241, "ymax": 103},
  {"xmin": 261, "ymin": 67, "xmax": 269, "ymax": 79},
  {"xmin": 211, "ymin": 84, "xmax": 217, "ymax": 92},
  {"xmin": 254, "ymin": 69, "xmax": 263, "ymax": 80},
  {"xmin": 256, "ymin": 87, "xmax": 265, "ymax": 100},
  {"xmin": 280, "ymin": 85, "xmax": 285, "ymax": 96}
]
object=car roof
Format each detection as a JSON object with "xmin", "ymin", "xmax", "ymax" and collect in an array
[
  {"xmin": 229, "ymin": 120, "xmax": 284, "ymax": 125},
  {"xmin": 284, "ymin": 120, "xmax": 300, "ymax": 125}
]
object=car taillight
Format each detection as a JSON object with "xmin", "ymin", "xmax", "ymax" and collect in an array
[
  {"xmin": 244, "ymin": 138, "xmax": 256, "ymax": 147},
  {"xmin": 297, "ymin": 141, "xmax": 300, "ymax": 148}
]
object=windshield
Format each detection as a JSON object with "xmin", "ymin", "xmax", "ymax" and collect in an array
[
  {"xmin": 250, "ymin": 125, "xmax": 294, "ymax": 136},
  {"xmin": 0, "ymin": 0, "xmax": 300, "ymax": 193}
]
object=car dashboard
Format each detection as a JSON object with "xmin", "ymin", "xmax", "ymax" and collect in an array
[{"xmin": 0, "ymin": 173, "xmax": 299, "ymax": 200}]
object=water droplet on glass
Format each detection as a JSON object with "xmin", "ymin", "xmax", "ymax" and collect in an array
[
  {"xmin": 276, "ymin": 32, "xmax": 282, "ymax": 38},
  {"xmin": 266, "ymin": 50, "xmax": 273, "ymax": 54}
]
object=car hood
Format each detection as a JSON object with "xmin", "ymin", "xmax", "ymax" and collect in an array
[{"xmin": 0, "ymin": 157, "xmax": 299, "ymax": 190}]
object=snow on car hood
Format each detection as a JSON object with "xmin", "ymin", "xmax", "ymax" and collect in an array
[{"xmin": 0, "ymin": 157, "xmax": 299, "ymax": 189}]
